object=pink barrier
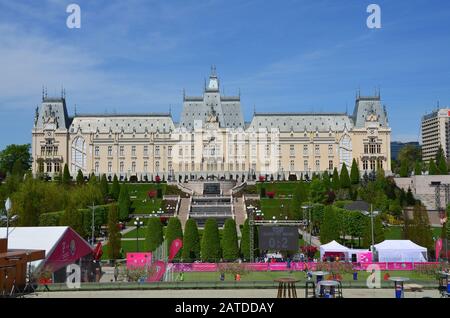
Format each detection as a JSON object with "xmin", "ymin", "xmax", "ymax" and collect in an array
[
  {"xmin": 171, "ymin": 262, "xmax": 439, "ymax": 273},
  {"xmin": 126, "ymin": 253, "xmax": 152, "ymax": 269}
]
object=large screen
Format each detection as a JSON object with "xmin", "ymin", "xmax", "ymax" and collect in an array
[{"xmin": 258, "ymin": 226, "xmax": 299, "ymax": 251}]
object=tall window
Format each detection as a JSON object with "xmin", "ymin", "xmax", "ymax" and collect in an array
[
  {"xmin": 339, "ymin": 135, "xmax": 352, "ymax": 168},
  {"xmin": 304, "ymin": 160, "xmax": 309, "ymax": 171},
  {"xmin": 46, "ymin": 161, "xmax": 52, "ymax": 173},
  {"xmin": 39, "ymin": 161, "xmax": 44, "ymax": 173},
  {"xmin": 155, "ymin": 161, "xmax": 160, "ymax": 172},
  {"xmin": 364, "ymin": 145, "xmax": 368, "ymax": 154},
  {"xmin": 370, "ymin": 160, "xmax": 376, "ymax": 170},
  {"xmin": 95, "ymin": 146, "xmax": 99, "ymax": 157},
  {"xmin": 119, "ymin": 146, "xmax": 124, "ymax": 156},
  {"xmin": 303, "ymin": 145, "xmax": 308, "ymax": 156},
  {"xmin": 41, "ymin": 146, "xmax": 45, "ymax": 156},
  {"xmin": 108, "ymin": 146, "xmax": 112, "ymax": 156},
  {"xmin": 108, "ymin": 161, "xmax": 112, "ymax": 173},
  {"xmin": 328, "ymin": 145, "xmax": 333, "ymax": 155},
  {"xmin": 315, "ymin": 160, "xmax": 320, "ymax": 171},
  {"xmin": 71, "ymin": 136, "xmax": 86, "ymax": 173},
  {"xmin": 377, "ymin": 144, "xmax": 381, "ymax": 154},
  {"xmin": 168, "ymin": 146, "xmax": 172, "ymax": 157},
  {"xmin": 290, "ymin": 160, "xmax": 295, "ymax": 171},
  {"xmin": 54, "ymin": 161, "xmax": 60, "ymax": 173},
  {"xmin": 132, "ymin": 161, "xmax": 136, "ymax": 173},
  {"xmin": 315, "ymin": 145, "xmax": 320, "ymax": 155},
  {"xmin": 120, "ymin": 161, "xmax": 124, "ymax": 173},
  {"xmin": 143, "ymin": 161, "xmax": 148, "ymax": 172},
  {"xmin": 363, "ymin": 160, "xmax": 368, "ymax": 170},
  {"xmin": 143, "ymin": 146, "xmax": 148, "ymax": 156},
  {"xmin": 95, "ymin": 162, "xmax": 99, "ymax": 173},
  {"xmin": 155, "ymin": 146, "xmax": 160, "ymax": 156},
  {"xmin": 290, "ymin": 145, "xmax": 295, "ymax": 156},
  {"xmin": 53, "ymin": 147, "xmax": 58, "ymax": 156},
  {"xmin": 131, "ymin": 146, "xmax": 136, "ymax": 156},
  {"xmin": 328, "ymin": 160, "xmax": 333, "ymax": 170}
]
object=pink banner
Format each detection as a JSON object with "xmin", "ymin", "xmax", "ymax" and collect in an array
[
  {"xmin": 147, "ymin": 261, "xmax": 166, "ymax": 282},
  {"xmin": 436, "ymin": 238, "xmax": 443, "ymax": 260},
  {"xmin": 169, "ymin": 239, "xmax": 183, "ymax": 261},
  {"xmin": 358, "ymin": 252, "xmax": 373, "ymax": 263},
  {"xmin": 126, "ymin": 253, "xmax": 152, "ymax": 269}
]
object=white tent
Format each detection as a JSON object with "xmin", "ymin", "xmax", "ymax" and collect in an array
[
  {"xmin": 374, "ymin": 240, "xmax": 428, "ymax": 262},
  {"xmin": 319, "ymin": 240, "xmax": 350, "ymax": 260}
]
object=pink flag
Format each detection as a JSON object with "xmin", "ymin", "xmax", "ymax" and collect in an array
[
  {"xmin": 169, "ymin": 239, "xmax": 183, "ymax": 261},
  {"xmin": 435, "ymin": 238, "xmax": 443, "ymax": 261},
  {"xmin": 147, "ymin": 261, "xmax": 166, "ymax": 282}
]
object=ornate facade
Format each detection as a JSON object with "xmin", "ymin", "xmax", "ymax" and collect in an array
[{"xmin": 32, "ymin": 69, "xmax": 391, "ymax": 181}]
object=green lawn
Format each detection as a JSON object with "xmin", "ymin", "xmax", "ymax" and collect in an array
[
  {"xmin": 182, "ymin": 270, "xmax": 437, "ymax": 284},
  {"xmin": 384, "ymin": 226, "xmax": 443, "ymax": 240},
  {"xmin": 257, "ymin": 182, "xmax": 300, "ymax": 196},
  {"xmin": 102, "ymin": 240, "xmax": 149, "ymax": 260},
  {"xmin": 260, "ymin": 198, "xmax": 294, "ymax": 220},
  {"xmin": 128, "ymin": 184, "xmax": 166, "ymax": 214}
]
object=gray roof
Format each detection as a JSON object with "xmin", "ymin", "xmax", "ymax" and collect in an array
[
  {"xmin": 248, "ymin": 113, "xmax": 353, "ymax": 132},
  {"xmin": 69, "ymin": 114, "xmax": 175, "ymax": 134},
  {"xmin": 352, "ymin": 96, "xmax": 388, "ymax": 128},
  {"xmin": 35, "ymin": 98, "xmax": 71, "ymax": 130}
]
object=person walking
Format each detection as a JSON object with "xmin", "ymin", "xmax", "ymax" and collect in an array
[{"xmin": 114, "ymin": 264, "xmax": 119, "ymax": 282}]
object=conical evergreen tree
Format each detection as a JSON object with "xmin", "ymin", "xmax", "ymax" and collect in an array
[
  {"xmin": 146, "ymin": 218, "xmax": 163, "ymax": 252},
  {"xmin": 429, "ymin": 159, "xmax": 438, "ymax": 175},
  {"xmin": 100, "ymin": 174, "xmax": 109, "ymax": 199},
  {"xmin": 221, "ymin": 219, "xmax": 239, "ymax": 261},
  {"xmin": 107, "ymin": 204, "xmax": 122, "ymax": 259},
  {"xmin": 350, "ymin": 159, "xmax": 360, "ymax": 185},
  {"xmin": 181, "ymin": 219, "xmax": 200, "ymax": 261},
  {"xmin": 118, "ymin": 184, "xmax": 131, "ymax": 221},
  {"xmin": 322, "ymin": 171, "xmax": 331, "ymax": 190},
  {"xmin": 62, "ymin": 164, "xmax": 71, "ymax": 185},
  {"xmin": 320, "ymin": 206, "xmax": 340, "ymax": 244},
  {"xmin": 165, "ymin": 217, "xmax": 183, "ymax": 260},
  {"xmin": 76, "ymin": 169, "xmax": 84, "ymax": 185},
  {"xmin": 110, "ymin": 174, "xmax": 120, "ymax": 200},
  {"xmin": 201, "ymin": 218, "xmax": 221, "ymax": 262},
  {"xmin": 332, "ymin": 168, "xmax": 340, "ymax": 190},
  {"xmin": 414, "ymin": 161, "xmax": 422, "ymax": 176},
  {"xmin": 340, "ymin": 163, "xmax": 351, "ymax": 189}
]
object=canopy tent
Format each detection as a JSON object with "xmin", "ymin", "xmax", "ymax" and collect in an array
[
  {"xmin": 374, "ymin": 240, "xmax": 428, "ymax": 262},
  {"xmin": 0, "ymin": 227, "xmax": 94, "ymax": 276},
  {"xmin": 320, "ymin": 240, "xmax": 350, "ymax": 260}
]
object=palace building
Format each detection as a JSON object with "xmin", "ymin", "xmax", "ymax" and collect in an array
[{"xmin": 32, "ymin": 68, "xmax": 391, "ymax": 181}]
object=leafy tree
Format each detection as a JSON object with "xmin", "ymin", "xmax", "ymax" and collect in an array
[
  {"xmin": 291, "ymin": 182, "xmax": 309, "ymax": 219},
  {"xmin": 404, "ymin": 204, "xmax": 433, "ymax": 250},
  {"xmin": 339, "ymin": 163, "xmax": 351, "ymax": 189},
  {"xmin": 397, "ymin": 144, "xmax": 421, "ymax": 175},
  {"xmin": 107, "ymin": 204, "xmax": 122, "ymax": 259},
  {"xmin": 100, "ymin": 174, "xmax": 109, "ymax": 198},
  {"xmin": 310, "ymin": 178, "xmax": 327, "ymax": 204},
  {"xmin": 181, "ymin": 219, "xmax": 200, "ymax": 261},
  {"xmin": 362, "ymin": 215, "xmax": 385, "ymax": 249},
  {"xmin": 11, "ymin": 159, "xmax": 24, "ymax": 177},
  {"xmin": 331, "ymin": 168, "xmax": 340, "ymax": 190},
  {"xmin": 437, "ymin": 146, "xmax": 448, "ymax": 175},
  {"xmin": 111, "ymin": 175, "xmax": 120, "ymax": 200},
  {"xmin": 76, "ymin": 169, "xmax": 84, "ymax": 185},
  {"xmin": 88, "ymin": 172, "xmax": 98, "ymax": 185},
  {"xmin": 429, "ymin": 159, "xmax": 438, "ymax": 175},
  {"xmin": 350, "ymin": 159, "xmax": 360, "ymax": 185},
  {"xmin": 62, "ymin": 164, "xmax": 71, "ymax": 185},
  {"xmin": 0, "ymin": 144, "xmax": 31, "ymax": 175},
  {"xmin": 406, "ymin": 187, "xmax": 416, "ymax": 206},
  {"xmin": 201, "ymin": 218, "xmax": 221, "ymax": 262},
  {"xmin": 165, "ymin": 217, "xmax": 183, "ymax": 259},
  {"xmin": 118, "ymin": 184, "xmax": 131, "ymax": 221},
  {"xmin": 414, "ymin": 161, "xmax": 422, "ymax": 176},
  {"xmin": 60, "ymin": 199, "xmax": 84, "ymax": 237},
  {"xmin": 399, "ymin": 160, "xmax": 409, "ymax": 177},
  {"xmin": 319, "ymin": 206, "xmax": 340, "ymax": 244},
  {"xmin": 146, "ymin": 218, "xmax": 164, "ymax": 252},
  {"xmin": 222, "ymin": 219, "xmax": 239, "ymax": 261}
]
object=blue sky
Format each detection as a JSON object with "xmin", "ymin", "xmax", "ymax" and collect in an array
[{"xmin": 0, "ymin": 0, "xmax": 450, "ymax": 149}]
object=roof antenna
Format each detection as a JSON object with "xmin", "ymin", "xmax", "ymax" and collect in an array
[
  {"xmin": 238, "ymin": 88, "xmax": 241, "ymax": 98},
  {"xmin": 345, "ymin": 103, "xmax": 348, "ymax": 115},
  {"xmin": 42, "ymin": 85, "xmax": 45, "ymax": 101},
  {"xmin": 74, "ymin": 104, "xmax": 77, "ymax": 116},
  {"xmin": 44, "ymin": 86, "xmax": 48, "ymax": 99}
]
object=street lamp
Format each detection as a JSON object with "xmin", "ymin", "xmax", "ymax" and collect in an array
[
  {"xmin": 134, "ymin": 217, "xmax": 144, "ymax": 252},
  {"xmin": 302, "ymin": 205, "xmax": 313, "ymax": 248},
  {"xmin": 4, "ymin": 198, "xmax": 12, "ymax": 239},
  {"xmin": 361, "ymin": 205, "xmax": 380, "ymax": 255}
]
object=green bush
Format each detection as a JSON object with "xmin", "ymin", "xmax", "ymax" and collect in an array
[
  {"xmin": 201, "ymin": 219, "xmax": 221, "ymax": 262},
  {"xmin": 222, "ymin": 219, "xmax": 239, "ymax": 261},
  {"xmin": 181, "ymin": 219, "xmax": 200, "ymax": 262}
]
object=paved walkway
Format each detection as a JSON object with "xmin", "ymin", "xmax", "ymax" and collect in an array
[
  {"xmin": 25, "ymin": 288, "xmax": 440, "ymax": 298},
  {"xmin": 178, "ymin": 197, "xmax": 191, "ymax": 230},
  {"xmin": 233, "ymin": 197, "xmax": 247, "ymax": 236},
  {"xmin": 299, "ymin": 229, "xmax": 321, "ymax": 247}
]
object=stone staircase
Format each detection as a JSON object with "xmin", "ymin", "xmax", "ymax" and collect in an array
[
  {"xmin": 178, "ymin": 197, "xmax": 191, "ymax": 230},
  {"xmin": 233, "ymin": 196, "xmax": 247, "ymax": 236}
]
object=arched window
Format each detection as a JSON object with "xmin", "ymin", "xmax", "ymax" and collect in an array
[
  {"xmin": 339, "ymin": 135, "xmax": 352, "ymax": 168},
  {"xmin": 71, "ymin": 136, "xmax": 86, "ymax": 173}
]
